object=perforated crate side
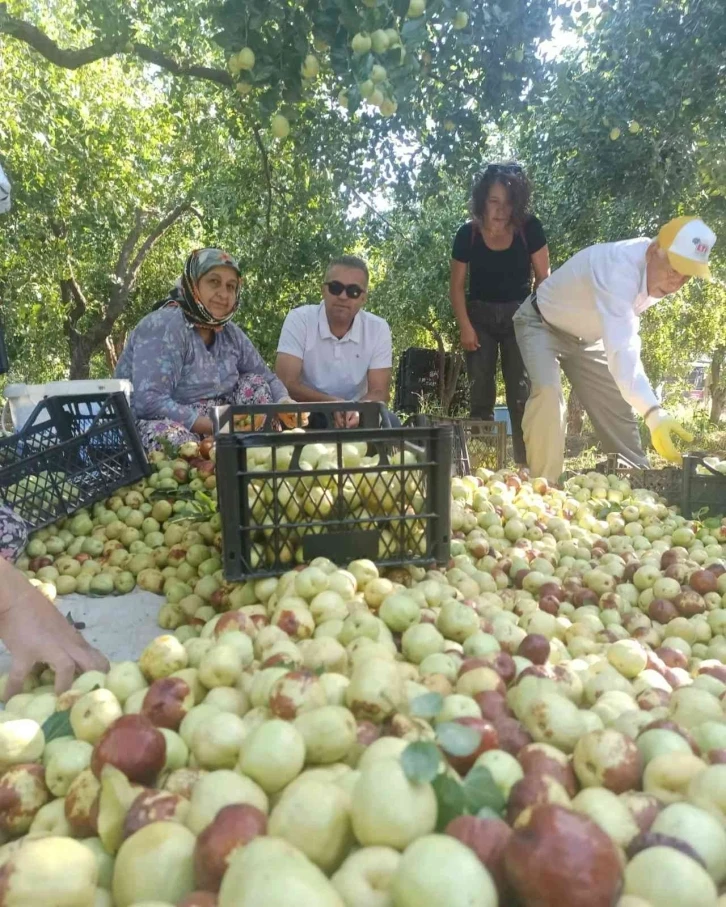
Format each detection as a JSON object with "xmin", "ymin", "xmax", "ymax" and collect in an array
[
  {"xmin": 425, "ymin": 417, "xmax": 506, "ymax": 475},
  {"xmin": 681, "ymin": 455, "xmax": 726, "ymax": 518},
  {"xmin": 216, "ymin": 422, "xmax": 453, "ymax": 580},
  {"xmin": 603, "ymin": 454, "xmax": 681, "ymax": 504},
  {"xmin": 0, "ymin": 393, "xmax": 149, "ymax": 530},
  {"xmin": 461, "ymin": 420, "xmax": 507, "ymax": 472}
]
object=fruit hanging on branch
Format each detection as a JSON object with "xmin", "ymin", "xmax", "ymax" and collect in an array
[{"xmin": 211, "ymin": 0, "xmax": 540, "ymax": 127}]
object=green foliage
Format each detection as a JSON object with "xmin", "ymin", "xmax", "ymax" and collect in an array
[
  {"xmin": 520, "ymin": 0, "xmax": 726, "ymax": 257},
  {"xmin": 0, "ymin": 0, "xmax": 724, "ymax": 414},
  {"xmin": 2, "ymin": 0, "xmax": 554, "ymax": 143}
]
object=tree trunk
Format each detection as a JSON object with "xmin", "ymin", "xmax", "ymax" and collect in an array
[
  {"xmin": 430, "ymin": 328, "xmax": 447, "ymax": 409},
  {"xmin": 710, "ymin": 346, "xmax": 726, "ymax": 424},
  {"xmin": 442, "ymin": 351, "xmax": 464, "ymax": 414},
  {"xmin": 103, "ymin": 331, "xmax": 126, "ymax": 376},
  {"xmin": 566, "ymin": 388, "xmax": 585, "ymax": 434},
  {"xmin": 59, "ymin": 202, "xmax": 197, "ymax": 381},
  {"xmin": 68, "ymin": 334, "xmax": 93, "ymax": 379}
]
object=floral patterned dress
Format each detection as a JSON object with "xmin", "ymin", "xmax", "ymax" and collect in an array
[
  {"xmin": 0, "ymin": 505, "xmax": 28, "ymax": 562},
  {"xmin": 116, "ymin": 307, "xmax": 289, "ymax": 452}
]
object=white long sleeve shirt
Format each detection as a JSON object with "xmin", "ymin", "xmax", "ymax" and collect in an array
[{"xmin": 536, "ymin": 237, "xmax": 660, "ymax": 418}]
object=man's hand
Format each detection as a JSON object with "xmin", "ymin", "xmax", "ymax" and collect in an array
[
  {"xmin": 647, "ymin": 411, "xmax": 694, "ymax": 465},
  {"xmin": 0, "ymin": 564, "xmax": 109, "ymax": 701},
  {"xmin": 330, "ymin": 406, "xmax": 360, "ymax": 428},
  {"xmin": 460, "ymin": 322, "xmax": 480, "ymax": 352}
]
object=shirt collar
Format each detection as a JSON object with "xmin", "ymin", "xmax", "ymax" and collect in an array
[{"xmin": 317, "ymin": 301, "xmax": 361, "ymax": 343}]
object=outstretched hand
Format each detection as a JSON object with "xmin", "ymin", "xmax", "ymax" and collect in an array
[
  {"xmin": 649, "ymin": 413, "xmax": 694, "ymax": 465},
  {"xmin": 0, "ymin": 561, "xmax": 109, "ymax": 701}
]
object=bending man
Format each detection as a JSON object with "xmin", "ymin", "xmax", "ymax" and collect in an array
[{"xmin": 513, "ymin": 216, "xmax": 716, "ymax": 482}]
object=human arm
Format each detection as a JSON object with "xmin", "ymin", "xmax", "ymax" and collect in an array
[
  {"xmin": 276, "ymin": 309, "xmax": 345, "ymax": 403},
  {"xmin": 0, "ymin": 559, "xmax": 109, "ymax": 700},
  {"xmin": 531, "ymin": 245, "xmax": 551, "ymax": 288},
  {"xmin": 361, "ymin": 368, "xmax": 392, "ymax": 404},
  {"xmin": 594, "ymin": 261, "xmax": 692, "ymax": 463},
  {"xmin": 337, "ymin": 367, "xmax": 393, "ymax": 428},
  {"xmin": 525, "ymin": 216, "xmax": 551, "ymax": 289},
  {"xmin": 450, "ymin": 224, "xmax": 479, "ymax": 352},
  {"xmin": 274, "ymin": 353, "xmax": 343, "ymax": 403},
  {"xmin": 122, "ymin": 312, "xmax": 199, "ymax": 429}
]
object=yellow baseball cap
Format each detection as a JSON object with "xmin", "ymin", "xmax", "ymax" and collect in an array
[{"xmin": 657, "ymin": 216, "xmax": 716, "ymax": 279}]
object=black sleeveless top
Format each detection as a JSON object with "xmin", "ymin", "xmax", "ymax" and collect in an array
[{"xmin": 452, "ymin": 216, "xmax": 547, "ymax": 303}]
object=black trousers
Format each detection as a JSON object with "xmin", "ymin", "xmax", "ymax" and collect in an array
[{"xmin": 465, "ymin": 300, "xmax": 529, "ymax": 465}]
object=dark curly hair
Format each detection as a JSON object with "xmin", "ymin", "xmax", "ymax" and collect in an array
[{"xmin": 470, "ymin": 163, "xmax": 532, "ymax": 229}]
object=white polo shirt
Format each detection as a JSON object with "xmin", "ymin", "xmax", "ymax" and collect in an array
[
  {"xmin": 277, "ymin": 303, "xmax": 392, "ymax": 400},
  {"xmin": 536, "ymin": 237, "xmax": 660, "ymax": 417}
]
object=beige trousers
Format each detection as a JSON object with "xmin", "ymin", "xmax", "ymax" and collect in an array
[{"xmin": 513, "ymin": 297, "xmax": 648, "ymax": 482}]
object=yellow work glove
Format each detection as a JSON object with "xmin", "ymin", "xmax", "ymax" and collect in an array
[{"xmin": 646, "ymin": 410, "xmax": 694, "ymax": 465}]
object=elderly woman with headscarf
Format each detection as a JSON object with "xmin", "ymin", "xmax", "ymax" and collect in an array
[{"xmin": 116, "ymin": 247, "xmax": 295, "ymax": 451}]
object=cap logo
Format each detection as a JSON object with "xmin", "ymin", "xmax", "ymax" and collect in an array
[{"xmin": 691, "ymin": 237, "xmax": 710, "ymax": 257}]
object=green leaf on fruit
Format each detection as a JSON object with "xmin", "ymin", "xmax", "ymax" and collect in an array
[
  {"xmin": 41, "ymin": 708, "xmax": 73, "ymax": 743},
  {"xmin": 409, "ymin": 691, "xmax": 443, "ymax": 719},
  {"xmin": 463, "ymin": 766, "xmax": 506, "ymax": 816},
  {"xmin": 433, "ymin": 773, "xmax": 467, "ymax": 830},
  {"xmin": 435, "ymin": 721, "xmax": 482, "ymax": 757},
  {"xmin": 401, "ymin": 741, "xmax": 440, "ymax": 784},
  {"xmin": 158, "ymin": 438, "xmax": 177, "ymax": 459}
]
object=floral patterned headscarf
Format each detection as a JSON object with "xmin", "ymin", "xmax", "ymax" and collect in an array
[{"xmin": 159, "ymin": 248, "xmax": 242, "ymax": 329}]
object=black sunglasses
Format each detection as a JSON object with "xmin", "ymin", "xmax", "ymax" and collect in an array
[
  {"xmin": 325, "ymin": 280, "xmax": 366, "ymax": 299},
  {"xmin": 486, "ymin": 163, "xmax": 523, "ymax": 175}
]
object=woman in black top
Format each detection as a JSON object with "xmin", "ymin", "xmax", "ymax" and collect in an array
[{"xmin": 450, "ymin": 163, "xmax": 550, "ymax": 466}]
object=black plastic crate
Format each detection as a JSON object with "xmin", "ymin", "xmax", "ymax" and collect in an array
[
  {"xmin": 213, "ymin": 402, "xmax": 453, "ymax": 579},
  {"xmin": 395, "ymin": 347, "xmax": 467, "ymax": 414},
  {"xmin": 421, "ymin": 416, "xmax": 506, "ymax": 476},
  {"xmin": 0, "ymin": 393, "xmax": 149, "ymax": 529},
  {"xmin": 681, "ymin": 454, "xmax": 726, "ymax": 518},
  {"xmin": 602, "ymin": 453, "xmax": 682, "ymax": 504}
]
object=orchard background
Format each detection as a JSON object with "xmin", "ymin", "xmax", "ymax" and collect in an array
[{"xmin": 0, "ymin": 0, "xmax": 724, "ymax": 438}]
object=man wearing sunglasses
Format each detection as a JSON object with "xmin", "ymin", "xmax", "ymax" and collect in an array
[{"xmin": 275, "ymin": 255, "xmax": 395, "ymax": 427}]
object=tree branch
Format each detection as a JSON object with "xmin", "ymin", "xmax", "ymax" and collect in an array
[
  {"xmin": 134, "ymin": 45, "xmax": 233, "ymax": 88},
  {"xmin": 0, "ymin": 4, "xmax": 233, "ymax": 88},
  {"xmin": 85, "ymin": 201, "xmax": 200, "ymax": 348},
  {"xmin": 346, "ymin": 186, "xmax": 403, "ymax": 235},
  {"xmin": 0, "ymin": 4, "xmax": 119, "ymax": 67},
  {"xmin": 61, "ymin": 259, "xmax": 90, "ymax": 327},
  {"xmin": 115, "ymin": 209, "xmax": 146, "ymax": 288},
  {"xmin": 251, "ymin": 125, "xmax": 273, "ymax": 234},
  {"xmin": 124, "ymin": 202, "xmax": 198, "ymax": 292}
]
